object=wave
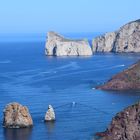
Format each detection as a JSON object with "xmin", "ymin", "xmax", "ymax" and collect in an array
[
  {"xmin": 0, "ymin": 60, "xmax": 11, "ymax": 64},
  {"xmin": 39, "ymin": 61, "xmax": 80, "ymax": 75},
  {"xmin": 55, "ymin": 62, "xmax": 80, "ymax": 70},
  {"xmin": 25, "ymin": 64, "xmax": 125, "ymax": 83},
  {"xmin": 14, "ymin": 69, "xmax": 41, "ymax": 75},
  {"xmin": 0, "ymin": 69, "xmax": 41, "ymax": 77},
  {"xmin": 4, "ymin": 64, "xmax": 125, "ymax": 85},
  {"xmin": 46, "ymin": 64, "xmax": 125, "ymax": 79}
]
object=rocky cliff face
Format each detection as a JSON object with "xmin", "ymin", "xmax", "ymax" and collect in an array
[
  {"xmin": 96, "ymin": 102, "xmax": 140, "ymax": 140},
  {"xmin": 45, "ymin": 32, "xmax": 92, "ymax": 56},
  {"xmin": 97, "ymin": 60, "xmax": 140, "ymax": 90},
  {"xmin": 3, "ymin": 102, "xmax": 33, "ymax": 128},
  {"xmin": 93, "ymin": 19, "xmax": 140, "ymax": 52}
]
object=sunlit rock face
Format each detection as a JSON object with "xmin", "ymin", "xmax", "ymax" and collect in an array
[
  {"xmin": 45, "ymin": 105, "xmax": 55, "ymax": 122},
  {"xmin": 92, "ymin": 19, "xmax": 140, "ymax": 53},
  {"xmin": 45, "ymin": 32, "xmax": 92, "ymax": 56},
  {"xmin": 3, "ymin": 102, "xmax": 33, "ymax": 128}
]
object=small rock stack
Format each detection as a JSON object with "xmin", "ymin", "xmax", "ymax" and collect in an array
[{"xmin": 45, "ymin": 105, "xmax": 55, "ymax": 122}]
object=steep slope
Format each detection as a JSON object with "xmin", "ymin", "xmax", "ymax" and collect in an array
[
  {"xmin": 93, "ymin": 20, "xmax": 140, "ymax": 53},
  {"xmin": 97, "ymin": 60, "xmax": 140, "ymax": 90}
]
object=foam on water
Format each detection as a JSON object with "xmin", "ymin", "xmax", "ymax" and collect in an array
[
  {"xmin": 26, "ymin": 64, "xmax": 125, "ymax": 82},
  {"xmin": 55, "ymin": 61, "xmax": 80, "ymax": 70}
]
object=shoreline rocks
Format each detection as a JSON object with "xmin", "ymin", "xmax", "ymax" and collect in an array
[
  {"xmin": 92, "ymin": 19, "xmax": 140, "ymax": 53},
  {"xmin": 96, "ymin": 60, "xmax": 140, "ymax": 90},
  {"xmin": 45, "ymin": 105, "xmax": 55, "ymax": 122},
  {"xmin": 96, "ymin": 101, "xmax": 140, "ymax": 140},
  {"xmin": 3, "ymin": 102, "xmax": 33, "ymax": 128},
  {"xmin": 45, "ymin": 32, "xmax": 92, "ymax": 56}
]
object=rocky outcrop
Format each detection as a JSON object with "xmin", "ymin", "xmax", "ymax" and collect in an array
[
  {"xmin": 3, "ymin": 102, "xmax": 33, "ymax": 128},
  {"xmin": 97, "ymin": 60, "xmax": 140, "ymax": 90},
  {"xmin": 93, "ymin": 19, "xmax": 140, "ymax": 52},
  {"xmin": 45, "ymin": 32, "xmax": 92, "ymax": 56},
  {"xmin": 96, "ymin": 102, "xmax": 140, "ymax": 140},
  {"xmin": 45, "ymin": 105, "xmax": 55, "ymax": 122}
]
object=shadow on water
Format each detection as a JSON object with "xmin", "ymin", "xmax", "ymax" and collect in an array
[
  {"xmin": 45, "ymin": 122, "xmax": 55, "ymax": 135},
  {"xmin": 3, "ymin": 128, "xmax": 32, "ymax": 140},
  {"xmin": 104, "ymin": 89, "xmax": 140, "ymax": 96}
]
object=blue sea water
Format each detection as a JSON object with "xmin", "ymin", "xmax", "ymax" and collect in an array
[{"xmin": 0, "ymin": 34, "xmax": 140, "ymax": 140}]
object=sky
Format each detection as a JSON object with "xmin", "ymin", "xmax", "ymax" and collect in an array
[{"xmin": 0, "ymin": 0, "xmax": 140, "ymax": 34}]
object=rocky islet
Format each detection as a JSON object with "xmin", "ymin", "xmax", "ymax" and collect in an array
[
  {"xmin": 45, "ymin": 20, "xmax": 140, "ymax": 56},
  {"xmin": 2, "ymin": 103, "xmax": 56, "ymax": 129},
  {"xmin": 45, "ymin": 31, "xmax": 93, "ymax": 56},
  {"xmin": 3, "ymin": 102, "xmax": 33, "ymax": 128},
  {"xmin": 44, "ymin": 105, "xmax": 55, "ymax": 122}
]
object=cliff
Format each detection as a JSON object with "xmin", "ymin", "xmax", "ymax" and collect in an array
[
  {"xmin": 92, "ymin": 19, "xmax": 140, "ymax": 52},
  {"xmin": 96, "ymin": 102, "xmax": 140, "ymax": 140},
  {"xmin": 45, "ymin": 32, "xmax": 92, "ymax": 56},
  {"xmin": 97, "ymin": 60, "xmax": 140, "ymax": 90}
]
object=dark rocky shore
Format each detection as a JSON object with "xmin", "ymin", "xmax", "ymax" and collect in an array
[
  {"xmin": 97, "ymin": 60, "xmax": 140, "ymax": 90},
  {"xmin": 96, "ymin": 101, "xmax": 140, "ymax": 140}
]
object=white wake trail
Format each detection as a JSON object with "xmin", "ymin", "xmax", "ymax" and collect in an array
[{"xmin": 26, "ymin": 64, "xmax": 125, "ymax": 83}]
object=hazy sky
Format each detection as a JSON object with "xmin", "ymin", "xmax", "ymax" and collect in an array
[{"xmin": 0, "ymin": 0, "xmax": 140, "ymax": 34}]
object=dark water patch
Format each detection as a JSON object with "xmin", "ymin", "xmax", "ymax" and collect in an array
[{"xmin": 3, "ymin": 128, "xmax": 32, "ymax": 140}]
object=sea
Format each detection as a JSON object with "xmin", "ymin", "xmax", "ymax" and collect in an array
[{"xmin": 0, "ymin": 33, "xmax": 140, "ymax": 140}]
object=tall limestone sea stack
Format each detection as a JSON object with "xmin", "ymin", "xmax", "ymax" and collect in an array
[
  {"xmin": 92, "ymin": 19, "xmax": 140, "ymax": 52},
  {"xmin": 45, "ymin": 32, "xmax": 92, "ymax": 56}
]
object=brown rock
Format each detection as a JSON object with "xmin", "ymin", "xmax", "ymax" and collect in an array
[
  {"xmin": 3, "ymin": 102, "xmax": 33, "ymax": 128},
  {"xmin": 97, "ymin": 60, "xmax": 140, "ymax": 90},
  {"xmin": 96, "ymin": 102, "xmax": 140, "ymax": 140}
]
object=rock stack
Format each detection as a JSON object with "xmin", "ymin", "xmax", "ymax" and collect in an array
[
  {"xmin": 45, "ymin": 32, "xmax": 92, "ymax": 56},
  {"xmin": 3, "ymin": 102, "xmax": 33, "ymax": 128},
  {"xmin": 45, "ymin": 105, "xmax": 55, "ymax": 122}
]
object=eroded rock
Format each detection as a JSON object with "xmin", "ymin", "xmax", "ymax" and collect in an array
[
  {"xmin": 45, "ymin": 32, "xmax": 92, "ymax": 56},
  {"xmin": 93, "ymin": 19, "xmax": 140, "ymax": 53},
  {"xmin": 3, "ymin": 102, "xmax": 33, "ymax": 128},
  {"xmin": 45, "ymin": 105, "xmax": 55, "ymax": 122}
]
